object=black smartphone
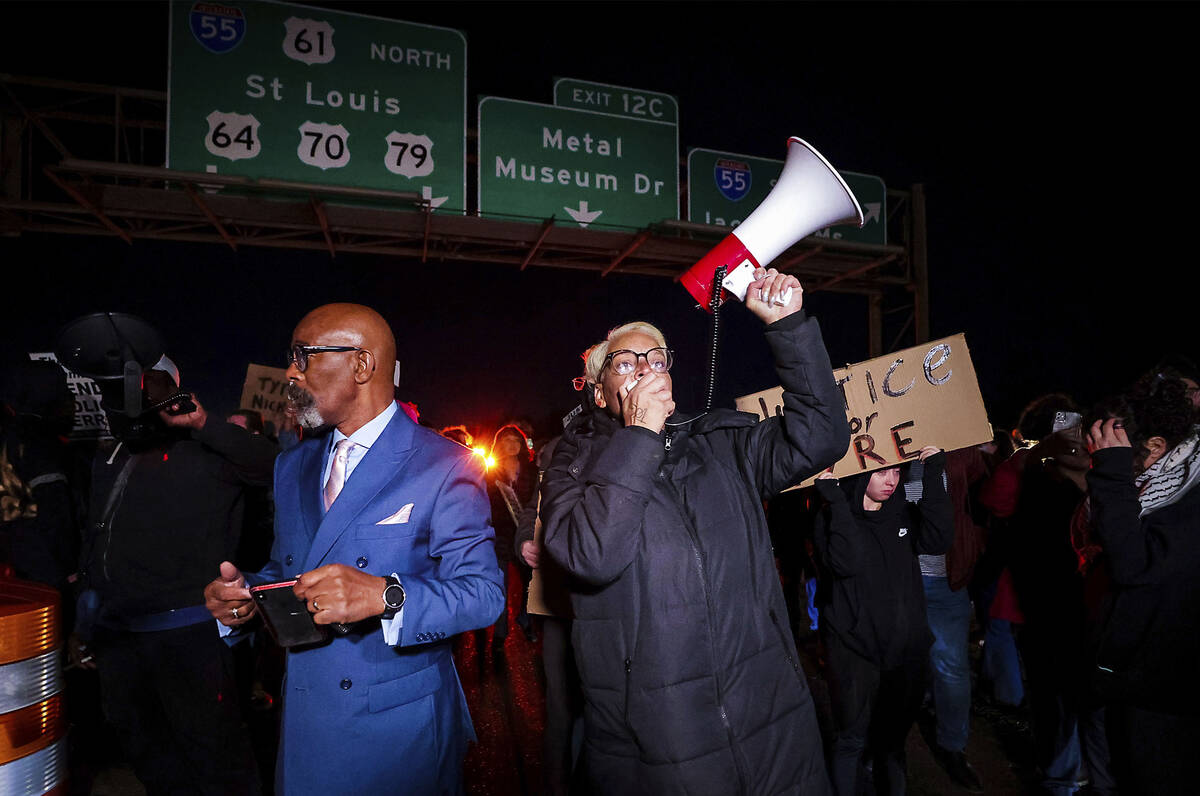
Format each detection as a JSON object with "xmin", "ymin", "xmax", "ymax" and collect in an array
[
  {"xmin": 144, "ymin": 390, "xmax": 197, "ymax": 416},
  {"xmin": 249, "ymin": 580, "xmax": 329, "ymax": 648}
]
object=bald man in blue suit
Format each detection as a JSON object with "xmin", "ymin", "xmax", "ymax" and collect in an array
[{"xmin": 206, "ymin": 303, "xmax": 504, "ymax": 795}]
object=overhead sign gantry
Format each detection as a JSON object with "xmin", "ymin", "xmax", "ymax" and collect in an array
[{"xmin": 2, "ymin": 0, "xmax": 927, "ymax": 358}]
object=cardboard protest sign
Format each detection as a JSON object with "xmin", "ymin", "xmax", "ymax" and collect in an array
[
  {"xmin": 735, "ymin": 334, "xmax": 992, "ymax": 486},
  {"xmin": 525, "ymin": 509, "xmax": 573, "ymax": 618},
  {"xmin": 238, "ymin": 364, "xmax": 291, "ymax": 434},
  {"xmin": 525, "ymin": 515, "xmax": 551, "ymax": 617},
  {"xmin": 29, "ymin": 352, "xmax": 112, "ymax": 439}
]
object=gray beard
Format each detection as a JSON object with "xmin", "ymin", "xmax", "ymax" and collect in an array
[
  {"xmin": 285, "ymin": 382, "xmax": 326, "ymax": 430},
  {"xmin": 295, "ymin": 404, "xmax": 325, "ymax": 430}
]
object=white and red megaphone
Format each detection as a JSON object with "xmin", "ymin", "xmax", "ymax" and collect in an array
[{"xmin": 681, "ymin": 137, "xmax": 865, "ymax": 310}]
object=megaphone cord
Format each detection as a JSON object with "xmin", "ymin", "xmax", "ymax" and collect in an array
[{"xmin": 704, "ymin": 265, "xmax": 727, "ymax": 412}]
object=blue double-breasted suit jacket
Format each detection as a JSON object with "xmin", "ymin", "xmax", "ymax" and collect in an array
[{"xmin": 254, "ymin": 408, "xmax": 505, "ymax": 795}]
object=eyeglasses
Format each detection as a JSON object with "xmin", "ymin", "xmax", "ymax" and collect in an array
[
  {"xmin": 602, "ymin": 347, "xmax": 673, "ymax": 377},
  {"xmin": 288, "ymin": 344, "xmax": 365, "ymax": 372}
]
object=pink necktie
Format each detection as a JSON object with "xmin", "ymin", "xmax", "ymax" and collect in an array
[{"xmin": 324, "ymin": 439, "xmax": 356, "ymax": 510}]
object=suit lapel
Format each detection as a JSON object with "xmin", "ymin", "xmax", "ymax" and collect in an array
[
  {"xmin": 303, "ymin": 410, "xmax": 419, "ymax": 570},
  {"xmin": 297, "ymin": 441, "xmax": 324, "ymax": 545}
]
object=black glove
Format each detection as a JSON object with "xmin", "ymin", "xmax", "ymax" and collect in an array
[{"xmin": 814, "ymin": 477, "xmax": 845, "ymax": 503}]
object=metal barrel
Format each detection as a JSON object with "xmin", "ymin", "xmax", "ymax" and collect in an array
[{"xmin": 0, "ymin": 578, "xmax": 67, "ymax": 796}]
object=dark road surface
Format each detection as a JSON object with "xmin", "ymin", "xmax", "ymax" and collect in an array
[{"xmin": 79, "ymin": 567, "xmax": 1043, "ymax": 795}]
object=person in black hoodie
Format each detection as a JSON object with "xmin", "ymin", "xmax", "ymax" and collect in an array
[{"xmin": 813, "ymin": 447, "xmax": 952, "ymax": 796}]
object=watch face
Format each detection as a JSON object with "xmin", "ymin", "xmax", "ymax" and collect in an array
[{"xmin": 384, "ymin": 583, "xmax": 405, "ymax": 610}]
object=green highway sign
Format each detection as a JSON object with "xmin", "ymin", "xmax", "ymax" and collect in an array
[
  {"xmin": 686, "ymin": 148, "xmax": 887, "ymax": 246},
  {"xmin": 168, "ymin": 0, "xmax": 467, "ymax": 212},
  {"xmin": 477, "ymin": 97, "xmax": 679, "ymax": 230},
  {"xmin": 553, "ymin": 78, "xmax": 679, "ymax": 124}
]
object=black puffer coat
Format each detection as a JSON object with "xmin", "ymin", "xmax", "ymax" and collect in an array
[
  {"xmin": 542, "ymin": 311, "xmax": 848, "ymax": 795},
  {"xmin": 1087, "ymin": 446, "xmax": 1200, "ymax": 715}
]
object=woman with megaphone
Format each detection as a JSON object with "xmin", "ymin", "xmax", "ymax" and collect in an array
[{"xmin": 540, "ymin": 266, "xmax": 849, "ymax": 795}]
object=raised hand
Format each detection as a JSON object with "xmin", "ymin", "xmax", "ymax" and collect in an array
[
  {"xmin": 618, "ymin": 372, "xmax": 675, "ymax": 434},
  {"xmin": 1087, "ymin": 418, "xmax": 1130, "ymax": 452},
  {"xmin": 745, "ymin": 267, "xmax": 803, "ymax": 324},
  {"xmin": 159, "ymin": 393, "xmax": 208, "ymax": 430}
]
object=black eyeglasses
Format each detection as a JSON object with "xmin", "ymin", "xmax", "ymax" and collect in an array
[
  {"xmin": 602, "ymin": 347, "xmax": 674, "ymax": 377},
  {"xmin": 288, "ymin": 344, "xmax": 365, "ymax": 372}
]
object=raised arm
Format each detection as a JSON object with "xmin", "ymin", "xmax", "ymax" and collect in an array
[
  {"xmin": 912, "ymin": 449, "xmax": 954, "ymax": 555},
  {"xmin": 739, "ymin": 310, "xmax": 851, "ymax": 499},
  {"xmin": 1085, "ymin": 419, "xmax": 1188, "ymax": 586},
  {"xmin": 812, "ymin": 477, "xmax": 866, "ymax": 577},
  {"xmin": 190, "ymin": 410, "xmax": 279, "ymax": 486}
]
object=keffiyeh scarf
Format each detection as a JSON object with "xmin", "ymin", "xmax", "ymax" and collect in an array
[{"xmin": 1135, "ymin": 429, "xmax": 1200, "ymax": 516}]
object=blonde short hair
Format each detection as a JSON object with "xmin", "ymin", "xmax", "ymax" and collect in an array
[{"xmin": 582, "ymin": 321, "xmax": 668, "ymax": 386}]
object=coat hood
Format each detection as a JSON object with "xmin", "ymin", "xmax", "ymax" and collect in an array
[{"xmin": 841, "ymin": 466, "xmax": 908, "ymax": 521}]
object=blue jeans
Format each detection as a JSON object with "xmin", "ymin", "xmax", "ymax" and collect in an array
[
  {"xmin": 982, "ymin": 618, "xmax": 1024, "ymax": 706},
  {"xmin": 922, "ymin": 575, "xmax": 972, "ymax": 752},
  {"xmin": 1079, "ymin": 705, "xmax": 1116, "ymax": 795},
  {"xmin": 1030, "ymin": 689, "xmax": 1081, "ymax": 795}
]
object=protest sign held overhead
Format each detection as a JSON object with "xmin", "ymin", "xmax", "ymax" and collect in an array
[{"xmin": 736, "ymin": 334, "xmax": 992, "ymax": 486}]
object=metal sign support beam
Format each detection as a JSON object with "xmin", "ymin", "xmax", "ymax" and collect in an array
[
  {"xmin": 184, "ymin": 183, "xmax": 236, "ymax": 251},
  {"xmin": 310, "ymin": 198, "xmax": 335, "ymax": 259},
  {"xmin": 602, "ymin": 230, "xmax": 652, "ymax": 277},
  {"xmin": 42, "ymin": 167, "xmax": 130, "ymax": 244},
  {"xmin": 520, "ymin": 217, "xmax": 556, "ymax": 271}
]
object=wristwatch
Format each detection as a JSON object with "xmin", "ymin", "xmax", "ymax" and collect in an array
[{"xmin": 381, "ymin": 574, "xmax": 406, "ymax": 620}]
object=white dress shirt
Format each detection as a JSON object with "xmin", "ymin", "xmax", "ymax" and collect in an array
[{"xmin": 321, "ymin": 400, "xmax": 397, "ymax": 491}]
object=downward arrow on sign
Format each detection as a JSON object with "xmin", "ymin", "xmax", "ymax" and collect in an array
[
  {"xmin": 421, "ymin": 186, "xmax": 449, "ymax": 209},
  {"xmin": 565, "ymin": 201, "xmax": 602, "ymax": 227}
]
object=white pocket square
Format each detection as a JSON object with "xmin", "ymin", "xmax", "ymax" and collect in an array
[{"xmin": 376, "ymin": 503, "xmax": 414, "ymax": 525}]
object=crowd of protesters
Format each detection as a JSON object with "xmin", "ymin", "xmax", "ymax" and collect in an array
[{"xmin": 2, "ymin": 299, "xmax": 1198, "ymax": 795}]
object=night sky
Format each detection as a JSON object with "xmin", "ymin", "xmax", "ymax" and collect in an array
[{"xmin": 3, "ymin": 1, "xmax": 1195, "ymax": 440}]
